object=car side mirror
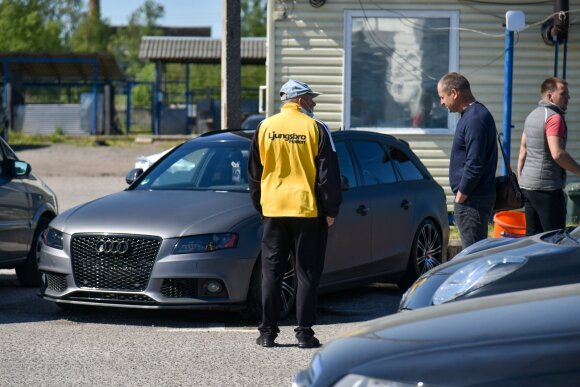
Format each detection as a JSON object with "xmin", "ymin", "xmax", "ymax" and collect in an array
[
  {"xmin": 126, "ymin": 168, "xmax": 143, "ymax": 185},
  {"xmin": 340, "ymin": 175, "xmax": 350, "ymax": 191},
  {"xmin": 13, "ymin": 160, "xmax": 31, "ymax": 177}
]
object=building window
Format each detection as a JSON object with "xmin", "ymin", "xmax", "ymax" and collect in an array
[{"xmin": 344, "ymin": 10, "xmax": 459, "ymax": 133}]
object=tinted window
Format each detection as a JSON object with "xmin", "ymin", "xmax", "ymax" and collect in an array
[
  {"xmin": 351, "ymin": 140, "xmax": 396, "ymax": 186},
  {"xmin": 390, "ymin": 145, "xmax": 425, "ymax": 181},
  {"xmin": 335, "ymin": 141, "xmax": 357, "ymax": 189}
]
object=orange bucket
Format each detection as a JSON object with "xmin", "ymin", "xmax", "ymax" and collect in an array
[{"xmin": 493, "ymin": 211, "xmax": 526, "ymax": 238}]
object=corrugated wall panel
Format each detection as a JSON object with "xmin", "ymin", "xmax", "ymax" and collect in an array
[
  {"xmin": 268, "ymin": 0, "xmax": 580, "ymax": 209},
  {"xmin": 15, "ymin": 105, "xmax": 84, "ymax": 135}
]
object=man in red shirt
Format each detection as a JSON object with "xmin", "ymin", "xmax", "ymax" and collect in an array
[{"xmin": 518, "ymin": 77, "xmax": 580, "ymax": 235}]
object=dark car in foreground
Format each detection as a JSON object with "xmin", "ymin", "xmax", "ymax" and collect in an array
[
  {"xmin": 0, "ymin": 138, "xmax": 58, "ymax": 286},
  {"xmin": 39, "ymin": 129, "xmax": 448, "ymax": 316},
  {"xmin": 399, "ymin": 226, "xmax": 580, "ymax": 311},
  {"xmin": 294, "ymin": 283, "xmax": 580, "ymax": 387}
]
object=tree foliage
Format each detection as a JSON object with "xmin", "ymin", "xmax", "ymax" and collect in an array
[
  {"xmin": 108, "ymin": 0, "xmax": 164, "ymax": 76},
  {"xmin": 69, "ymin": 11, "xmax": 112, "ymax": 52},
  {"xmin": 241, "ymin": 0, "xmax": 267, "ymax": 37},
  {"xmin": 0, "ymin": 0, "xmax": 63, "ymax": 51}
]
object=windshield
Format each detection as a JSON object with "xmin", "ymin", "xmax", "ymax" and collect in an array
[{"xmin": 134, "ymin": 141, "xmax": 250, "ymax": 192}]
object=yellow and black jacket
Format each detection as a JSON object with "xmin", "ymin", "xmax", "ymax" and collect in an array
[{"xmin": 248, "ymin": 102, "xmax": 342, "ymax": 218}]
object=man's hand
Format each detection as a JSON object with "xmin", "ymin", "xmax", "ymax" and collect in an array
[
  {"xmin": 326, "ymin": 216, "xmax": 335, "ymax": 227},
  {"xmin": 455, "ymin": 191, "xmax": 468, "ymax": 204}
]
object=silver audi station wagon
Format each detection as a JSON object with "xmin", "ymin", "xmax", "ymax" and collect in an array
[{"xmin": 39, "ymin": 130, "xmax": 448, "ymax": 317}]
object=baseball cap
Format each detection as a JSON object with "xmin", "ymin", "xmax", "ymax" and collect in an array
[{"xmin": 280, "ymin": 79, "xmax": 321, "ymax": 101}]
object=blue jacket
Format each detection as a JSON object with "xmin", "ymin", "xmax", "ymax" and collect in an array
[{"xmin": 449, "ymin": 102, "xmax": 498, "ymax": 196}]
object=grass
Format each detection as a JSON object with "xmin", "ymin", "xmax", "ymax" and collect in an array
[
  {"xmin": 6, "ymin": 131, "xmax": 185, "ymax": 149},
  {"xmin": 449, "ymin": 224, "xmax": 495, "ymax": 240}
]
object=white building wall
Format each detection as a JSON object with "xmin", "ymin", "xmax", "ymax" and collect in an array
[{"xmin": 267, "ymin": 0, "xmax": 580, "ymax": 209}]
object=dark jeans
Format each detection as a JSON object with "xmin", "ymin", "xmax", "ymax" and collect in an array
[
  {"xmin": 522, "ymin": 188, "xmax": 566, "ymax": 236},
  {"xmin": 259, "ymin": 216, "xmax": 327, "ymax": 338},
  {"xmin": 454, "ymin": 192, "xmax": 495, "ymax": 248}
]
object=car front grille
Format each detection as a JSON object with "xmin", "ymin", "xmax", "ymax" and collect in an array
[
  {"xmin": 45, "ymin": 272, "xmax": 68, "ymax": 292},
  {"xmin": 71, "ymin": 234, "xmax": 161, "ymax": 291},
  {"xmin": 161, "ymin": 279, "xmax": 199, "ymax": 298}
]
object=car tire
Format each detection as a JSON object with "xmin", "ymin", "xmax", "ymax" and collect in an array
[
  {"xmin": 398, "ymin": 219, "xmax": 443, "ymax": 291},
  {"xmin": 244, "ymin": 253, "xmax": 297, "ymax": 321},
  {"xmin": 15, "ymin": 217, "xmax": 50, "ymax": 288}
]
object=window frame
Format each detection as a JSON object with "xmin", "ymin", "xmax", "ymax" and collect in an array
[{"xmin": 343, "ymin": 9, "xmax": 460, "ymax": 134}]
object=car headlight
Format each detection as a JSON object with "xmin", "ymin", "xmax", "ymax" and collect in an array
[
  {"xmin": 334, "ymin": 374, "xmax": 426, "ymax": 387},
  {"xmin": 173, "ymin": 233, "xmax": 238, "ymax": 254},
  {"xmin": 43, "ymin": 228, "xmax": 64, "ymax": 250},
  {"xmin": 432, "ymin": 256, "xmax": 527, "ymax": 305}
]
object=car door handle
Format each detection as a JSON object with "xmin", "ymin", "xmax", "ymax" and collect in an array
[
  {"xmin": 356, "ymin": 205, "xmax": 369, "ymax": 216},
  {"xmin": 400, "ymin": 200, "xmax": 412, "ymax": 210}
]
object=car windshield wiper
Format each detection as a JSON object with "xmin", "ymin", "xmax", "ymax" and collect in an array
[{"xmin": 552, "ymin": 228, "xmax": 580, "ymax": 245}]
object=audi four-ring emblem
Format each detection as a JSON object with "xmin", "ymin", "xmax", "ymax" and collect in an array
[{"xmin": 96, "ymin": 239, "xmax": 130, "ymax": 255}]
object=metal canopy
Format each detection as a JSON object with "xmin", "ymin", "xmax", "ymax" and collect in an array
[
  {"xmin": 139, "ymin": 36, "xmax": 266, "ymax": 64},
  {"xmin": 0, "ymin": 52, "xmax": 125, "ymax": 82}
]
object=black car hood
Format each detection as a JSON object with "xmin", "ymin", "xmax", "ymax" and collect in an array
[{"xmin": 311, "ymin": 284, "xmax": 580, "ymax": 386}]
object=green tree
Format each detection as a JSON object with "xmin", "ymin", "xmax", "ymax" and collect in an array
[
  {"xmin": 108, "ymin": 0, "xmax": 164, "ymax": 77},
  {"xmin": 69, "ymin": 10, "xmax": 112, "ymax": 52},
  {"xmin": 55, "ymin": 0, "xmax": 88, "ymax": 48},
  {"xmin": 0, "ymin": 0, "xmax": 63, "ymax": 51},
  {"xmin": 241, "ymin": 0, "xmax": 267, "ymax": 37}
]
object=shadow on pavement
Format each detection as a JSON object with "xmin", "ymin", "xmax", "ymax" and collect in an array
[
  {"xmin": 1, "ymin": 270, "xmax": 401, "ymax": 328},
  {"xmin": 10, "ymin": 144, "xmax": 51, "ymax": 152}
]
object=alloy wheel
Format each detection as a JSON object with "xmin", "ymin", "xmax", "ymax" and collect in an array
[{"xmin": 415, "ymin": 221, "xmax": 443, "ymax": 275}]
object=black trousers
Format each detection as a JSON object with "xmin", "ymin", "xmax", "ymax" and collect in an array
[
  {"xmin": 258, "ymin": 216, "xmax": 327, "ymax": 338},
  {"xmin": 453, "ymin": 192, "xmax": 495, "ymax": 248},
  {"xmin": 522, "ymin": 188, "xmax": 566, "ymax": 236}
]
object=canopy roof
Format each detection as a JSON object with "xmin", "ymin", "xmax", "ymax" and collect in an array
[
  {"xmin": 139, "ymin": 37, "xmax": 266, "ymax": 64},
  {"xmin": 0, "ymin": 52, "xmax": 125, "ymax": 82}
]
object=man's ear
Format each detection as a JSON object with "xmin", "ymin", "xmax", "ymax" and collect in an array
[{"xmin": 451, "ymin": 88, "xmax": 459, "ymax": 99}]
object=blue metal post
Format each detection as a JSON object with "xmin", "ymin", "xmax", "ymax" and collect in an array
[
  {"xmin": 125, "ymin": 81, "xmax": 132, "ymax": 134},
  {"xmin": 92, "ymin": 59, "xmax": 98, "ymax": 135},
  {"xmin": 151, "ymin": 82, "xmax": 156, "ymax": 134},
  {"xmin": 154, "ymin": 60, "xmax": 161, "ymax": 135},
  {"xmin": 2, "ymin": 62, "xmax": 7, "ymax": 109},
  {"xmin": 502, "ymin": 29, "xmax": 515, "ymax": 175},
  {"xmin": 185, "ymin": 64, "xmax": 190, "ymax": 134},
  {"xmin": 3, "ymin": 62, "xmax": 8, "ymax": 141}
]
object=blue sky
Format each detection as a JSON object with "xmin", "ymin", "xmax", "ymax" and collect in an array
[{"xmin": 100, "ymin": 0, "xmax": 222, "ymax": 37}]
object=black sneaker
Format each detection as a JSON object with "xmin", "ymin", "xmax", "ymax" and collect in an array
[
  {"xmin": 297, "ymin": 336, "xmax": 321, "ymax": 349},
  {"xmin": 256, "ymin": 334, "xmax": 276, "ymax": 347}
]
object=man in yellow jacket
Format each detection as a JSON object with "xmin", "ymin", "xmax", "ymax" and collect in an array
[{"xmin": 248, "ymin": 79, "xmax": 342, "ymax": 348}]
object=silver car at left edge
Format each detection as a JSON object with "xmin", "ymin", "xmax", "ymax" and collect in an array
[{"xmin": 39, "ymin": 129, "xmax": 449, "ymax": 317}]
